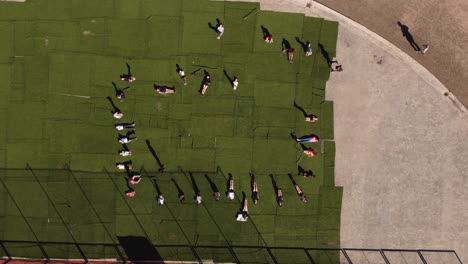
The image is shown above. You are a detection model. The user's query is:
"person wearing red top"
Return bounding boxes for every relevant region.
[283,47,294,63]
[303,149,316,157]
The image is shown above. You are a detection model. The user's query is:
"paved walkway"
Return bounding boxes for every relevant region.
[242,0,468,262]
[315,0,468,110]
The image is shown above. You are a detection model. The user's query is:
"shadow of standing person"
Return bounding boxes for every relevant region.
[397,21,421,52]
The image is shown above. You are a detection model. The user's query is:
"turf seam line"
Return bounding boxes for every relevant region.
[27,163,86,261]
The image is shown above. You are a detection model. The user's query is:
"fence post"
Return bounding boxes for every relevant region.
[379,249,391,264]
[304,249,316,264]
[417,250,428,264]
[341,249,353,264]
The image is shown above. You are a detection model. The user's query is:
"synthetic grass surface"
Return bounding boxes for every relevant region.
[0,0,341,263]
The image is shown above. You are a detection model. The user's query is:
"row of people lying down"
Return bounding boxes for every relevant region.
[112,168,309,208]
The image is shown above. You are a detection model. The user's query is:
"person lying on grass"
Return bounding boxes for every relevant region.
[154,85,176,96]
[227,175,235,200]
[252,180,259,205]
[295,184,308,203]
[236,199,249,222]
[115,121,135,131]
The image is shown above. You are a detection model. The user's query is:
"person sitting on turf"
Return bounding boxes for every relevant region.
[305,115,318,122]
[113,82,130,102]
[236,198,249,222]
[157,195,165,206]
[115,122,135,131]
[176,64,187,85]
[264,35,273,43]
[277,188,283,207]
[200,73,211,96]
[121,75,136,83]
[154,85,176,96]
[214,191,221,201]
[296,135,319,143]
[116,160,132,170]
[130,174,142,185]
[195,193,202,205]
[305,41,313,56]
[283,47,294,63]
[227,175,235,200]
[295,184,308,203]
[252,180,259,205]
[113,110,123,119]
[298,167,314,178]
[118,130,137,144]
[120,63,136,83]
[303,148,316,157]
[125,189,136,197]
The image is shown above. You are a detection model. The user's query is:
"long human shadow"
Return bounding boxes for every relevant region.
[293,101,309,117]
[112,81,130,94]
[397,21,421,51]
[205,174,219,193]
[145,140,165,172]
[318,43,333,67]
[298,165,314,178]
[117,236,162,262]
[288,173,298,186]
[269,174,278,196]
[223,70,233,85]
[260,25,271,39]
[120,62,132,78]
[295,37,308,52]
[151,178,162,196]
[282,38,291,51]
[189,172,200,197]
[106,96,120,114]
[208,18,221,32]
[171,178,185,202]
[249,172,256,200]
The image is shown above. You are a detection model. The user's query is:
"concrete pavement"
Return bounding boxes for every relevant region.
[241,0,468,262]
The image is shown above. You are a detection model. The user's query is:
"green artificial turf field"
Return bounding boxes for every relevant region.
[0,0,342,263]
